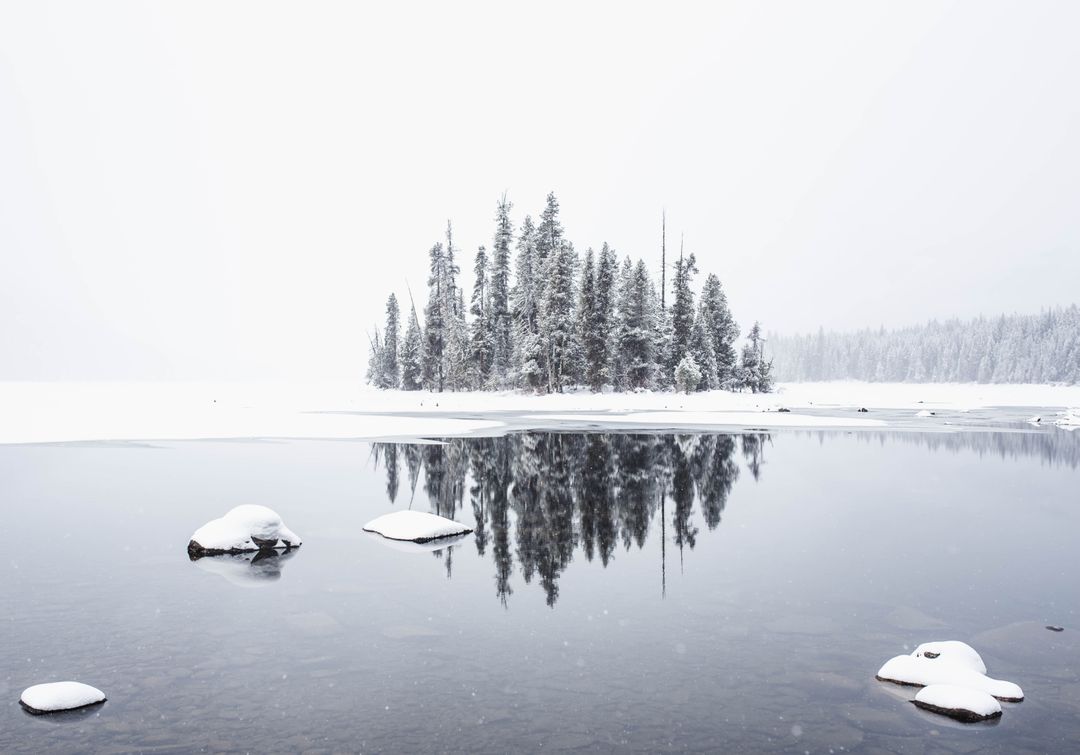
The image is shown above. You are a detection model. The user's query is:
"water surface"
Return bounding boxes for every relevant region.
[2,428,1078,753]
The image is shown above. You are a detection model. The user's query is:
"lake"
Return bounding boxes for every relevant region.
[2,428,1078,753]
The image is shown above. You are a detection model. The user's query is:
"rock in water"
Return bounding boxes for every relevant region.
[364,510,472,543]
[876,655,1023,702]
[20,682,106,715]
[913,685,1002,723]
[188,505,302,557]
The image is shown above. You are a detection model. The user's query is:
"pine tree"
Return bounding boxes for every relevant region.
[669,250,698,379]
[490,195,514,386]
[366,329,382,387]
[689,305,718,391]
[469,245,493,387]
[540,240,578,392]
[442,222,470,391]
[423,243,446,391]
[594,243,618,389]
[699,273,738,388]
[511,215,544,391]
[739,321,773,393]
[400,301,424,391]
[616,259,658,389]
[675,354,702,395]
[577,248,603,391]
[380,294,401,389]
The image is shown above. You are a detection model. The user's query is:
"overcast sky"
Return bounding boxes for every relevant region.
[2,1,1078,380]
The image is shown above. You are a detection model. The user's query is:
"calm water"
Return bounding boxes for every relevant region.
[2,429,1079,753]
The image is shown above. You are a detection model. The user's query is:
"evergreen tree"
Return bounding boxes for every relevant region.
[675,354,702,394]
[699,273,738,387]
[616,259,658,389]
[490,195,514,385]
[469,245,493,387]
[577,248,604,391]
[669,251,699,379]
[511,215,544,391]
[738,321,773,393]
[593,243,618,389]
[423,243,446,391]
[442,222,470,391]
[380,293,401,389]
[540,240,578,392]
[400,301,424,391]
[366,329,382,387]
[689,304,718,390]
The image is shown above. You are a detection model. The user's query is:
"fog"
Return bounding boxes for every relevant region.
[2,1,1078,379]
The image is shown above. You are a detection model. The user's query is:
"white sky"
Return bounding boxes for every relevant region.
[2,1,1078,380]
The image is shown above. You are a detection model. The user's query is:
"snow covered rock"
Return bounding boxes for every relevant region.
[363,510,472,543]
[20,682,106,715]
[916,409,936,417]
[876,654,1023,701]
[913,685,1002,723]
[912,641,987,674]
[187,505,301,557]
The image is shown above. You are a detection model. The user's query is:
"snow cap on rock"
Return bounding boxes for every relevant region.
[20,682,106,714]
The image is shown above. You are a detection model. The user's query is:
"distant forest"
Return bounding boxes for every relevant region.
[770,306,1080,384]
[367,193,773,394]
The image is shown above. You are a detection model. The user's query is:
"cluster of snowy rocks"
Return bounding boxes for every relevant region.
[20,505,473,714]
[876,640,1023,723]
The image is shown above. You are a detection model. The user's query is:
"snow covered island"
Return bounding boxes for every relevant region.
[187,505,302,558]
[20,682,106,715]
[364,510,472,543]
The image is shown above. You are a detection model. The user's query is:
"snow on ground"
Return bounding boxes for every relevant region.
[363,510,472,543]
[2,380,1079,444]
[188,505,301,555]
[20,682,106,714]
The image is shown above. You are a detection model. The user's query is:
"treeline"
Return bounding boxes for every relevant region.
[373,431,765,606]
[367,193,773,394]
[770,306,1080,384]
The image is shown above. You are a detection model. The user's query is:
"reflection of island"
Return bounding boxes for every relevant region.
[190,548,299,587]
[371,432,762,607]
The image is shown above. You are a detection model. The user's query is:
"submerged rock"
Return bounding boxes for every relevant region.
[913,684,1002,723]
[20,682,106,715]
[363,510,471,543]
[187,505,301,557]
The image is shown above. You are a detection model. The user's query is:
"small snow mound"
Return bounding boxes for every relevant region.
[364,510,472,543]
[876,654,1023,702]
[914,685,1001,722]
[1028,415,1042,424]
[188,505,301,557]
[912,641,987,674]
[20,682,106,714]
[916,409,936,418]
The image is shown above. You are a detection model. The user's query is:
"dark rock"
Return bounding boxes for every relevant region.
[858,407,869,413]
[1047,625,1065,632]
[912,699,1001,724]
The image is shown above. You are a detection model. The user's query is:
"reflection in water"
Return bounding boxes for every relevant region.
[373,427,1080,607]
[190,548,299,587]
[373,432,757,607]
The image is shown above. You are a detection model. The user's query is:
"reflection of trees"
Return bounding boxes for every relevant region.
[371,431,747,607]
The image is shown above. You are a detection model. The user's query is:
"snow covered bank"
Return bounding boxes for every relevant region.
[2,380,1078,444]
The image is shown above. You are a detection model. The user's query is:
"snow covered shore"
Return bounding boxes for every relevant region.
[1,380,1078,445]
